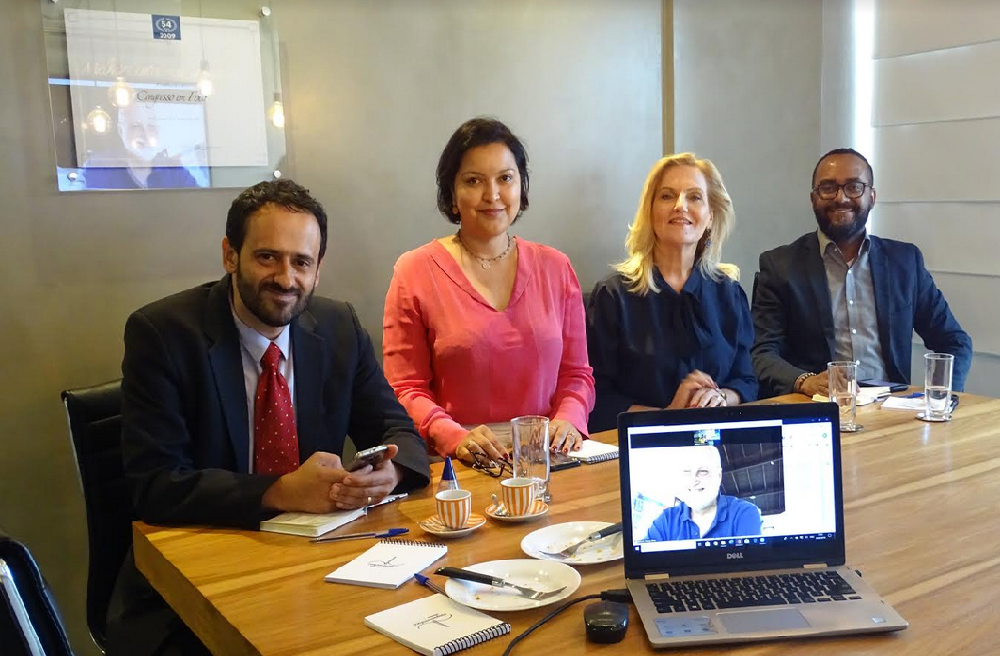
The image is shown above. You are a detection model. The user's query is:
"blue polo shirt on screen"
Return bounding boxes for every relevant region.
[646,494,762,541]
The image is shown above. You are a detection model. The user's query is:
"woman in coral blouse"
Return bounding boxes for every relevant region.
[383,117,595,461]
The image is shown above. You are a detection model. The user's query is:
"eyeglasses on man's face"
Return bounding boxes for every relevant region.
[470,451,512,478]
[813,181,870,200]
[681,467,716,480]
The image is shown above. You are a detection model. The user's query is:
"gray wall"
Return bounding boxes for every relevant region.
[673,0,825,288]
[0,1,662,653]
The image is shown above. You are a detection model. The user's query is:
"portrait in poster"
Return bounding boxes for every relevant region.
[64,8,270,190]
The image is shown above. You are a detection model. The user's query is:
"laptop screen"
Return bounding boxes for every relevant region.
[619,403,845,577]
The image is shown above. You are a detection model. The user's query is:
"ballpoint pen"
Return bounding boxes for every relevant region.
[414,573,448,595]
[311,527,408,543]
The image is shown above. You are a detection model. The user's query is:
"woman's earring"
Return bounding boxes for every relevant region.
[703,227,713,249]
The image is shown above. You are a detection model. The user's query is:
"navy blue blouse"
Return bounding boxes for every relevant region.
[586,268,758,432]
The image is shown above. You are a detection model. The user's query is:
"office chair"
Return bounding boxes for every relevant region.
[0,529,74,656]
[61,380,129,653]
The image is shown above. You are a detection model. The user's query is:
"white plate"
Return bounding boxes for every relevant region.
[443,559,580,611]
[521,521,623,565]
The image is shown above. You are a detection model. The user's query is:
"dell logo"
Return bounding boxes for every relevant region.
[727,552,744,560]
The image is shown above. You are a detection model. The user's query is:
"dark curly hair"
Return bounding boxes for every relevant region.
[226,179,328,260]
[435,117,529,224]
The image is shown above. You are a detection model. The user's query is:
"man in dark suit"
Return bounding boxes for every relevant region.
[106,179,430,655]
[752,148,972,398]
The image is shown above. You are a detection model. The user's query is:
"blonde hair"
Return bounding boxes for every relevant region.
[615,153,738,295]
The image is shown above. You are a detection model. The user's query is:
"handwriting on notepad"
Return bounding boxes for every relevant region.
[414,612,453,629]
[368,556,401,568]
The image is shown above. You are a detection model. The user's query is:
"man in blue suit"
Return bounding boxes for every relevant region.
[752,149,972,398]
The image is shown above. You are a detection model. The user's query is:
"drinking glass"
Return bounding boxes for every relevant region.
[510,415,550,503]
[828,361,862,432]
[924,353,954,420]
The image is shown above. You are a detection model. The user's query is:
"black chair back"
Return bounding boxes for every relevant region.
[0,530,74,656]
[61,380,129,652]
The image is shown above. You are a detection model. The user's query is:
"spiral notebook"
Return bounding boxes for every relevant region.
[365,594,510,656]
[568,440,619,463]
[324,539,447,589]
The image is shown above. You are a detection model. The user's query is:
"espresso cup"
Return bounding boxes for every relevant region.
[500,477,536,517]
[435,489,472,529]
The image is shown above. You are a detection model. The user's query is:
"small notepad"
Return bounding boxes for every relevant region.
[324,539,447,589]
[365,594,510,656]
[568,440,619,463]
[260,493,408,537]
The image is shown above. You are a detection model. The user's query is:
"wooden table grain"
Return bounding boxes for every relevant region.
[134,392,1000,655]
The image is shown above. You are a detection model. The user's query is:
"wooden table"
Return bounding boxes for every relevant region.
[134,393,1000,655]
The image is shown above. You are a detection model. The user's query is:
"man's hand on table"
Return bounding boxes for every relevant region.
[261,445,401,513]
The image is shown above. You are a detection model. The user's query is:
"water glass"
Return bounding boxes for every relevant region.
[828,361,862,432]
[510,415,550,503]
[924,353,954,420]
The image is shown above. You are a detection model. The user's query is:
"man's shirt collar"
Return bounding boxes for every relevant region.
[230,301,290,365]
[817,227,871,260]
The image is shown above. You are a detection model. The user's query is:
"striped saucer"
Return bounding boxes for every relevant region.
[418,512,486,538]
[485,499,549,523]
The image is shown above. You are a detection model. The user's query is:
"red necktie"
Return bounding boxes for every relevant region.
[254,342,299,475]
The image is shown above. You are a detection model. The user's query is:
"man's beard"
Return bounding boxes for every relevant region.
[815,204,870,242]
[235,267,315,328]
[681,486,719,513]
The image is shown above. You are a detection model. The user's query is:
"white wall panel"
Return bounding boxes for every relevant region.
[874,0,1000,59]
[875,203,1000,276]
[874,119,1000,202]
[873,40,1000,126]
[912,346,1000,397]
[926,271,1000,356]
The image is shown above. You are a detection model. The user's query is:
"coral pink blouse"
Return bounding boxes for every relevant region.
[382,238,595,456]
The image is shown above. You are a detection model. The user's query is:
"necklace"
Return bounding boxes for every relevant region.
[456,230,513,269]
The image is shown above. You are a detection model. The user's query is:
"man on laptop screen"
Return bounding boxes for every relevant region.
[645,445,762,542]
[618,404,905,648]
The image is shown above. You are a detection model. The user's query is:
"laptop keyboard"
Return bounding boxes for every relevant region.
[647,571,861,613]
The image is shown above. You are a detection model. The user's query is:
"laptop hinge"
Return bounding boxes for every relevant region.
[803,562,828,569]
[643,573,671,581]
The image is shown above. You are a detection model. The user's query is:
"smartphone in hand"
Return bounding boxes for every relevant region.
[346,445,389,472]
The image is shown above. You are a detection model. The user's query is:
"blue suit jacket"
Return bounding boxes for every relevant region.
[751,232,972,396]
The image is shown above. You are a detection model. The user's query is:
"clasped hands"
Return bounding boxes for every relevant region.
[261,444,402,513]
[669,370,728,409]
[455,418,583,465]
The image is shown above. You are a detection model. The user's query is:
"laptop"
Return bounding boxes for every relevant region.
[618,402,907,648]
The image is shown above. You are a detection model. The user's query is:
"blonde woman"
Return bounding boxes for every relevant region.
[586,153,757,432]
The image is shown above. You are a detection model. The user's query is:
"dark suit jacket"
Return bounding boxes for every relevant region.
[106,276,430,655]
[751,232,972,397]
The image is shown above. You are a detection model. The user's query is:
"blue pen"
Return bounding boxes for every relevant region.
[414,573,448,595]
[311,527,408,543]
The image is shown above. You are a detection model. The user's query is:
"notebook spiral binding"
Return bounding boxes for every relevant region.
[439,623,511,655]
[381,538,447,548]
[584,452,618,464]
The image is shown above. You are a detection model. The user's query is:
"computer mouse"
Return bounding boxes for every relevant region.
[584,600,629,643]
